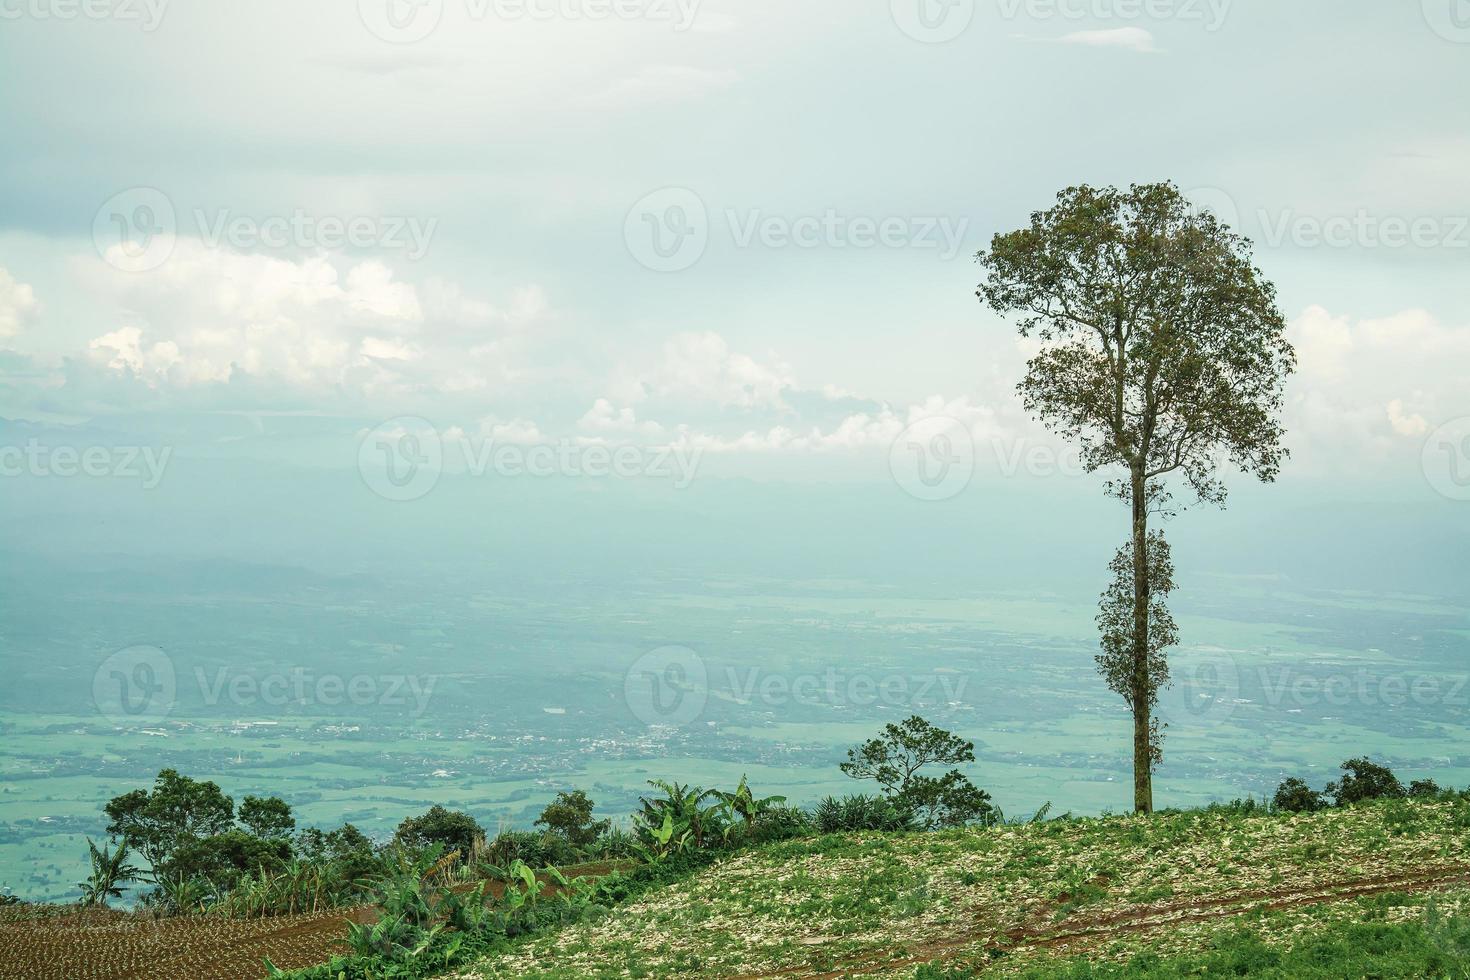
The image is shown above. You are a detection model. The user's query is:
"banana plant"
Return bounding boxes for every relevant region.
[77,836,142,907]
[637,780,726,850]
[440,880,490,933]
[499,859,544,912]
[631,808,692,861]
[716,775,787,830]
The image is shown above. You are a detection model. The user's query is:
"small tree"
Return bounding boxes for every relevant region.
[535,791,610,850]
[840,716,993,829]
[1096,531,1178,772]
[1327,758,1404,806]
[392,805,484,859]
[1272,777,1326,814]
[239,795,296,839]
[978,182,1296,813]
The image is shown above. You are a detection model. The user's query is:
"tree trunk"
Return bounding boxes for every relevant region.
[1130,465,1153,814]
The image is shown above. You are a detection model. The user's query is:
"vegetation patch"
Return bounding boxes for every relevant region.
[456,797,1470,978]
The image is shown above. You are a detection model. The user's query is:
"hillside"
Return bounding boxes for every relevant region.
[456,799,1470,978]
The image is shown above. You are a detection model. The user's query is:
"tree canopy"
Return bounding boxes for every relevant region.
[977,182,1295,511]
[104,769,236,870]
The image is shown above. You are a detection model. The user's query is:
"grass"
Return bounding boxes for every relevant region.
[924,897,1470,977]
[453,797,1470,978]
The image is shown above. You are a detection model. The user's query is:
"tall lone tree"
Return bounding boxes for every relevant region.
[977,182,1295,813]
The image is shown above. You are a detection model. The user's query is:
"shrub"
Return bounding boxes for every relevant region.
[270,846,612,980]
[1327,758,1405,806]
[145,873,214,916]
[1273,777,1327,813]
[1205,798,1265,817]
[901,771,996,829]
[746,805,814,843]
[481,829,576,870]
[579,824,640,860]
[1410,779,1443,799]
[813,794,916,834]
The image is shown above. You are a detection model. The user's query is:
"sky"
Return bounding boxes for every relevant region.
[1,0,1468,584]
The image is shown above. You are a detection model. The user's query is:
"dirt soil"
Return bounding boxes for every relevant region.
[0,862,629,980]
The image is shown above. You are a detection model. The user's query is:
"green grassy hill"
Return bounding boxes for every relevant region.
[456,799,1470,978]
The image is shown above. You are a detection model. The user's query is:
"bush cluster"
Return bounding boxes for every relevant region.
[1273,758,1455,813]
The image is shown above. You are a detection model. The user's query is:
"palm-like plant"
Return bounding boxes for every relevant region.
[716,774,787,830]
[636,780,727,850]
[77,837,142,907]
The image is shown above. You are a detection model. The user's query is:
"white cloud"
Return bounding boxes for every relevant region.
[88,326,183,378]
[1387,399,1429,437]
[343,261,422,321]
[1287,305,1470,464]
[481,417,545,445]
[0,267,39,340]
[1056,28,1158,52]
[81,243,544,396]
[617,331,794,411]
[578,398,664,438]
[665,394,1012,456]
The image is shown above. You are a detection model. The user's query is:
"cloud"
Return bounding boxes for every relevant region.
[0,267,39,340]
[482,417,545,445]
[1056,28,1158,52]
[578,398,665,439]
[78,243,546,398]
[665,394,1010,456]
[611,331,795,413]
[1386,399,1429,437]
[1286,305,1470,465]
